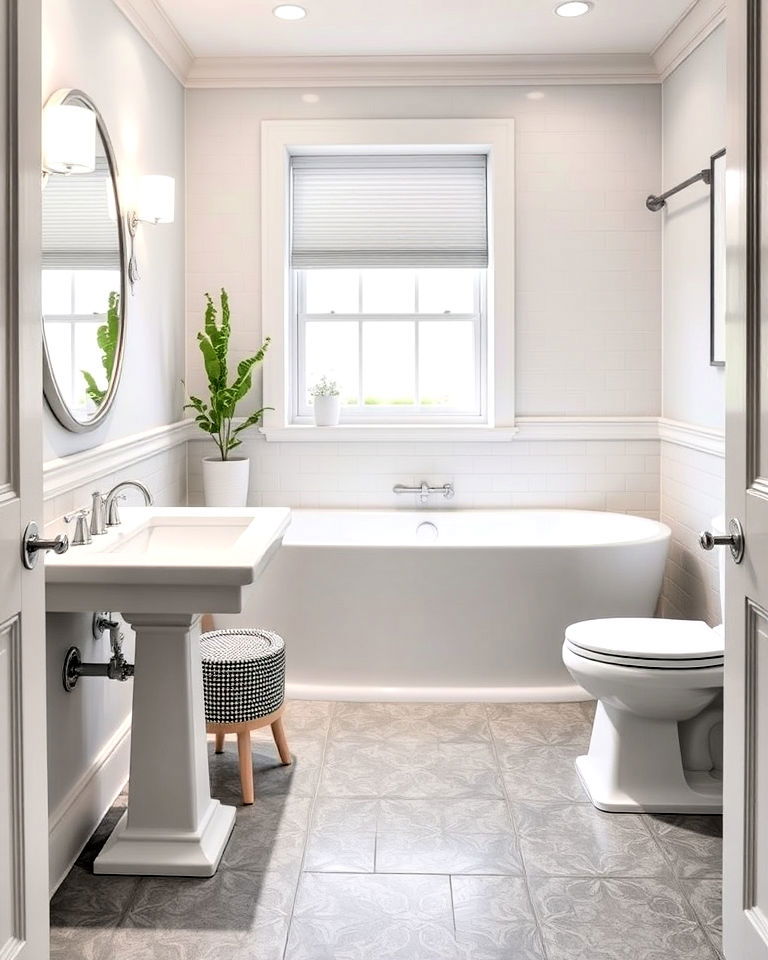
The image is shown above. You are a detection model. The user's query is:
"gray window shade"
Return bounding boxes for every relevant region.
[291,154,488,269]
[42,156,120,270]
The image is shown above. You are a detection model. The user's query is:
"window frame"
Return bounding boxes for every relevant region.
[292,268,487,423]
[260,118,515,440]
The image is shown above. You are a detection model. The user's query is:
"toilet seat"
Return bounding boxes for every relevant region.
[565,618,724,670]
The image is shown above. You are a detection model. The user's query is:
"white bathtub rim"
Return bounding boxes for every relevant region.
[285,681,593,703]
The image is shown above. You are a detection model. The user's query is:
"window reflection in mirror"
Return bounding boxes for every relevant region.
[41,91,126,432]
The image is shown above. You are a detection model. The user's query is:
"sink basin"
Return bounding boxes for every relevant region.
[44,505,291,878]
[45,507,291,613]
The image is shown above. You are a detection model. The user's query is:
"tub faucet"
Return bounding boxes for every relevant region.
[393,481,455,504]
[104,480,153,526]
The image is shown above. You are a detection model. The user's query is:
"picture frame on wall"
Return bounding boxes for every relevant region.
[710,147,726,366]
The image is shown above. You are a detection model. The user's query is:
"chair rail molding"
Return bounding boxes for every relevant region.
[43,420,195,501]
[657,417,725,457]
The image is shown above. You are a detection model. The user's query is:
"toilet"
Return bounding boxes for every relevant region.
[562,520,725,814]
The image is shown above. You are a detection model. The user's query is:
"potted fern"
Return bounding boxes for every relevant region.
[82,290,119,408]
[185,289,271,507]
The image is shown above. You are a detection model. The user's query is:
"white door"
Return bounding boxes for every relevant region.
[0,1,50,958]
[724,1,768,957]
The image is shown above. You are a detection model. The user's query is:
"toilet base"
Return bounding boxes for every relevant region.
[576,702,722,814]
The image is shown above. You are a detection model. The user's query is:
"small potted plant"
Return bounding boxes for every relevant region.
[185,289,271,507]
[311,376,341,426]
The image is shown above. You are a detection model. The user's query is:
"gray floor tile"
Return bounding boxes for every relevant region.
[285,873,460,960]
[50,927,117,960]
[304,798,378,872]
[496,743,587,802]
[209,736,324,800]
[451,876,546,960]
[376,798,522,875]
[221,796,312,872]
[529,876,718,960]
[488,702,593,747]
[682,878,723,958]
[320,740,503,798]
[645,814,723,878]
[513,801,671,877]
[50,865,138,929]
[330,702,490,743]
[249,699,334,741]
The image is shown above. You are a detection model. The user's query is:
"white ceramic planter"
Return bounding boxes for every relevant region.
[313,394,341,426]
[202,457,250,507]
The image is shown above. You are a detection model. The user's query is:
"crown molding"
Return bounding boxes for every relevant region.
[185,52,659,88]
[651,0,725,81]
[111,0,193,85]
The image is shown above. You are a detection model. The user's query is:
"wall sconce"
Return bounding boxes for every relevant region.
[42,100,96,182]
[127,174,175,291]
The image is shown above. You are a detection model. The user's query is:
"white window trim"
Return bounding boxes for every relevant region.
[260,117,515,441]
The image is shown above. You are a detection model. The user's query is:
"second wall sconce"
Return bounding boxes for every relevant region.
[127,174,175,291]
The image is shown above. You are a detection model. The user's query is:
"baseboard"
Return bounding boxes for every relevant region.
[48,717,131,896]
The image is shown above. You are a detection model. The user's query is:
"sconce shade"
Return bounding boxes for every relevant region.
[43,104,96,174]
[137,175,175,224]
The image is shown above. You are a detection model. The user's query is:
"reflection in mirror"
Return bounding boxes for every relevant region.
[42,89,126,432]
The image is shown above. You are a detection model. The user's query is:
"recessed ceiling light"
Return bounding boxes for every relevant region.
[273,4,307,19]
[554,1,593,17]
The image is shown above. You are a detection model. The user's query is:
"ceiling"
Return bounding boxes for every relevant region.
[155,0,694,60]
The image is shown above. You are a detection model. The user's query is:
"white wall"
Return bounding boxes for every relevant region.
[185,83,662,506]
[41,0,187,890]
[662,25,726,430]
[42,0,186,461]
[659,26,726,624]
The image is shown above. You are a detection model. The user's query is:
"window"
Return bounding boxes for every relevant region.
[260,118,515,439]
[290,153,488,423]
[296,268,484,419]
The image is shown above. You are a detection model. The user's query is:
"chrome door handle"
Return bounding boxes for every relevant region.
[699,517,745,564]
[22,521,69,570]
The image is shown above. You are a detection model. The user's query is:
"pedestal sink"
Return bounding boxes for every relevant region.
[45,507,291,877]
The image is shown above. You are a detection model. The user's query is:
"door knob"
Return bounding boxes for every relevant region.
[699,517,745,564]
[22,521,69,570]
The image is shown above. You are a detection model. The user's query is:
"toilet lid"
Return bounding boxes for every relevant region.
[565,618,724,664]
[564,639,724,670]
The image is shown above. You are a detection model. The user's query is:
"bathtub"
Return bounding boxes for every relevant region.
[217,509,671,702]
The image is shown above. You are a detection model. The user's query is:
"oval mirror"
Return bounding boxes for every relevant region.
[42,89,127,432]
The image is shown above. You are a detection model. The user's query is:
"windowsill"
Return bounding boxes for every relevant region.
[260,424,519,442]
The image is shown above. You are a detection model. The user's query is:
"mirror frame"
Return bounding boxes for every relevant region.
[42,88,128,433]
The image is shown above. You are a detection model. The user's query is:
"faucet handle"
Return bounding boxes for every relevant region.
[64,508,92,546]
[106,494,127,527]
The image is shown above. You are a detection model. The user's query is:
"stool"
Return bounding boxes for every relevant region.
[201,627,291,804]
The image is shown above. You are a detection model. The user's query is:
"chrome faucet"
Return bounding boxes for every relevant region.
[393,481,455,504]
[104,480,153,526]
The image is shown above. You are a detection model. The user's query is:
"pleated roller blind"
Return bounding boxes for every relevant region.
[42,156,120,270]
[291,154,488,269]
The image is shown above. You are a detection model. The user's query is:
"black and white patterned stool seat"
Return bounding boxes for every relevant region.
[200,628,286,724]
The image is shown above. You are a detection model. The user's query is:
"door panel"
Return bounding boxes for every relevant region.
[725,1,768,957]
[0,0,48,957]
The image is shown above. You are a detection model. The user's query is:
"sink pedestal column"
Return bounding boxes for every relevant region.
[93,612,235,877]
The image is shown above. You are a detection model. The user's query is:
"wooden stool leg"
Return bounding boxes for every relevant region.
[214,731,225,754]
[237,730,254,804]
[271,716,292,765]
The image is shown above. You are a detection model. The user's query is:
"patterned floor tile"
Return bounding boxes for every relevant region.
[682,878,723,958]
[488,702,593,747]
[529,876,718,960]
[320,740,503,798]
[451,876,546,960]
[513,801,670,877]
[304,798,378,872]
[329,702,490,743]
[285,873,460,960]
[645,814,723,878]
[496,743,587,802]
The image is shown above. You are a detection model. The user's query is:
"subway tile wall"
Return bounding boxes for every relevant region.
[43,444,188,528]
[188,435,660,516]
[659,442,725,625]
[185,84,662,416]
